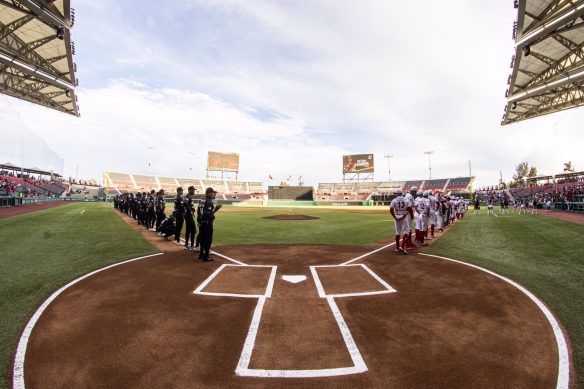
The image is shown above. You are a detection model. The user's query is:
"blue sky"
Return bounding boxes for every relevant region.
[2,0,583,186]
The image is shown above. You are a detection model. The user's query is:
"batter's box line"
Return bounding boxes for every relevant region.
[310,264,397,298]
[235,296,367,378]
[193,264,277,299]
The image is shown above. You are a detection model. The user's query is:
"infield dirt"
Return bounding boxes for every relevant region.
[19,209,564,388]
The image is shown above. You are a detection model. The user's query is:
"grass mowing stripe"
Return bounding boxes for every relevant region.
[213,209,394,246]
[0,203,157,389]
[426,211,584,389]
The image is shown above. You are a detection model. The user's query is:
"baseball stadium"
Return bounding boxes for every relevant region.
[1,1,584,389]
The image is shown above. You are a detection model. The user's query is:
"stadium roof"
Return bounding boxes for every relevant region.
[502,0,584,125]
[0,0,79,116]
[1,161,62,176]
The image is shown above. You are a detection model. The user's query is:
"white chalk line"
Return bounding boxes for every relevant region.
[189,235,400,378]
[178,236,247,266]
[13,252,164,389]
[236,268,371,377]
[340,242,396,266]
[310,264,396,298]
[80,209,85,214]
[420,253,570,389]
[193,264,276,298]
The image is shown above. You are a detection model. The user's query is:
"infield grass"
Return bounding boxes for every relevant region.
[426,208,584,388]
[3,202,584,388]
[213,207,394,245]
[0,202,157,389]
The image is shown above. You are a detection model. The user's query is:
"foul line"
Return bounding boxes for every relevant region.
[420,253,570,389]
[13,252,164,389]
[179,237,247,266]
[340,242,396,266]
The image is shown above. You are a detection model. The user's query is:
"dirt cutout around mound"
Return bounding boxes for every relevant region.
[19,208,566,388]
[263,214,320,220]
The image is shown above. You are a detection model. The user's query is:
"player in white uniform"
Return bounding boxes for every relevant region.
[428,191,438,238]
[404,187,417,249]
[422,191,432,240]
[389,188,413,255]
[414,191,430,245]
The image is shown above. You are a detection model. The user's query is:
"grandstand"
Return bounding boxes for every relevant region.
[103,171,266,201]
[315,177,474,204]
[1,162,66,197]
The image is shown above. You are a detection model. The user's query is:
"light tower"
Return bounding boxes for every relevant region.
[384,154,394,182]
[424,151,434,180]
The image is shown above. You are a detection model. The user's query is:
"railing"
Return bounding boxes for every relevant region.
[0,196,22,207]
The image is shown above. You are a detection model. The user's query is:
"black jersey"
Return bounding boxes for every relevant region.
[156,195,165,212]
[184,194,195,216]
[174,194,185,217]
[197,198,216,224]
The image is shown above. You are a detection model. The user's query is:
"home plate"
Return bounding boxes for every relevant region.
[282,275,307,284]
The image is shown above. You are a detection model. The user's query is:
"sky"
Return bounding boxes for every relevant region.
[1,0,583,187]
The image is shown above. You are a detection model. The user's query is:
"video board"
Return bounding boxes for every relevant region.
[343,154,374,173]
[207,152,240,171]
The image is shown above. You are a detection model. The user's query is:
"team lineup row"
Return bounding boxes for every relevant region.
[113,186,222,261]
[390,187,467,254]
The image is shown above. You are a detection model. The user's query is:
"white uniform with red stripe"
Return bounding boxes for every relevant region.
[415,197,430,231]
[429,194,438,226]
[404,192,415,233]
[390,195,410,236]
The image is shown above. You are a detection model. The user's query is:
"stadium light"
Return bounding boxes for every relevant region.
[384,155,394,182]
[424,151,434,180]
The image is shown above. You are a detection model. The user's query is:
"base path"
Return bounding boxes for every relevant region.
[17,237,568,388]
[0,201,66,219]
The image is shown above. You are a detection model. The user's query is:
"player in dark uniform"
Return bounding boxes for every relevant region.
[147,190,156,230]
[173,187,185,245]
[473,192,481,215]
[501,194,509,215]
[131,193,138,220]
[197,187,222,261]
[183,186,197,250]
[155,189,166,233]
[135,192,143,225]
[141,192,148,228]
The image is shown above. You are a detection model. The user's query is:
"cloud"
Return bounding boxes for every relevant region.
[3,0,584,187]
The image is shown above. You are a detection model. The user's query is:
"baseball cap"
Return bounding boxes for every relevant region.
[188,185,195,191]
[410,186,418,192]
[394,188,403,194]
[206,187,218,194]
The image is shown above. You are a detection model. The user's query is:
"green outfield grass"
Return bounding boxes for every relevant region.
[0,203,157,389]
[212,207,393,245]
[2,202,584,388]
[426,209,584,388]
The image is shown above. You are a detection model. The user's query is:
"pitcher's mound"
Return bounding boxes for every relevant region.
[262,215,320,220]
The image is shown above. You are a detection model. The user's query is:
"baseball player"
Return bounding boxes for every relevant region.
[183,186,197,250]
[389,188,413,254]
[428,190,438,238]
[173,187,185,245]
[414,191,429,245]
[404,187,417,249]
[197,187,223,261]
